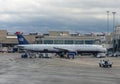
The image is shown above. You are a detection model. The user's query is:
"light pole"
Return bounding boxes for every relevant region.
[112,12,116,33]
[112,12,116,53]
[107,11,109,34]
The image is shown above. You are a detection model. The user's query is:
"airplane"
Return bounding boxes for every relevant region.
[16,33,107,58]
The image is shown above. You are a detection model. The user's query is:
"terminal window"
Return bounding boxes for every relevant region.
[85,40,95,44]
[75,40,84,44]
[54,40,63,44]
[64,40,73,44]
[44,40,53,44]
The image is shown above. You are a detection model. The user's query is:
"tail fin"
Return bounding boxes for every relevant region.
[16,33,29,44]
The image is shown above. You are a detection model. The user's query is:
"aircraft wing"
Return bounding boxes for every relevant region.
[53,47,74,52]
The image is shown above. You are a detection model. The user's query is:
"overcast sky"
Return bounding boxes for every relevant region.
[0,0,120,33]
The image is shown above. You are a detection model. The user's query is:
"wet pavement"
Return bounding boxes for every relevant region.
[0,53,120,84]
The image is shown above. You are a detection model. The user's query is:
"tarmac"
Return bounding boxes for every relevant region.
[0,53,120,84]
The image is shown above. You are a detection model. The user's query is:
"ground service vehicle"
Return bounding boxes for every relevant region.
[99,59,112,68]
[97,53,106,58]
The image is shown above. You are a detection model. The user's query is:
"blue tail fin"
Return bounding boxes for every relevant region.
[16,34,29,44]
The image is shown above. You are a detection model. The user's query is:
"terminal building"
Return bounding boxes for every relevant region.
[113,25,120,52]
[0,30,111,52]
[35,31,105,45]
[0,30,36,52]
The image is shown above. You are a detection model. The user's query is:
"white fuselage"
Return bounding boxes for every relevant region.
[18,44,106,53]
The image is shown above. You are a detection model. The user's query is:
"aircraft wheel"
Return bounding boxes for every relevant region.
[21,55,23,58]
[109,65,112,68]
[99,64,101,67]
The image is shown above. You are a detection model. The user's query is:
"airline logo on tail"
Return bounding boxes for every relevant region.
[16,32,29,45]
[19,38,24,42]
